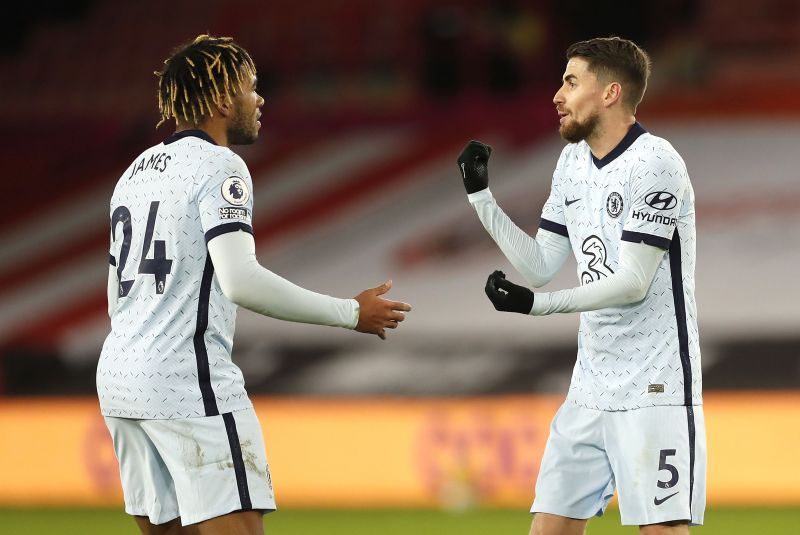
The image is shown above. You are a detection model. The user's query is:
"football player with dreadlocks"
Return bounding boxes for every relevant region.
[99,35,411,534]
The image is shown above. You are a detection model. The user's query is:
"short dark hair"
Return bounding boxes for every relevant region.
[155,34,256,128]
[566,37,651,112]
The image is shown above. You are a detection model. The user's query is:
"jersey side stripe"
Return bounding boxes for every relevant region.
[193,256,219,416]
[222,412,253,511]
[204,222,254,244]
[539,218,569,238]
[668,229,692,405]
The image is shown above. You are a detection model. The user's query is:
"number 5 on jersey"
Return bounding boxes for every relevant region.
[111,201,174,296]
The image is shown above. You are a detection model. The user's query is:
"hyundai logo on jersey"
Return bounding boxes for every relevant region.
[645,191,677,210]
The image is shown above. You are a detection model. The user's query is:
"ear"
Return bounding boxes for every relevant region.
[603,82,623,108]
[216,97,233,118]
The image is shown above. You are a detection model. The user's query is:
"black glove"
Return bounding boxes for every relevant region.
[485,270,534,314]
[457,140,492,194]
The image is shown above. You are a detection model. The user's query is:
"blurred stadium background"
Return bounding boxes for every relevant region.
[1,0,799,533]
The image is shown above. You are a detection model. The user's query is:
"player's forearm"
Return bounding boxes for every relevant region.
[230,260,359,328]
[468,189,569,287]
[531,241,664,315]
[208,231,359,328]
[531,270,646,314]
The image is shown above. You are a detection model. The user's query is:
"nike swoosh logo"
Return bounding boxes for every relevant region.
[460,162,466,179]
[653,492,679,506]
[565,198,581,206]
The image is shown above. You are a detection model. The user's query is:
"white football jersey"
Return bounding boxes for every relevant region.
[98,130,255,419]
[541,123,701,410]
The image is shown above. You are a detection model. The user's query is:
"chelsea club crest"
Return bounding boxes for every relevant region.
[606,192,623,218]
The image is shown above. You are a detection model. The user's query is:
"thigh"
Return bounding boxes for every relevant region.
[531,402,615,521]
[104,416,180,525]
[529,512,587,535]
[195,510,264,535]
[605,405,706,527]
[134,516,185,535]
[142,408,276,527]
[639,520,689,534]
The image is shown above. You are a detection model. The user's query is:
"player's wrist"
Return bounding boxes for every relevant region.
[347,298,360,330]
[467,188,493,204]
[528,292,549,316]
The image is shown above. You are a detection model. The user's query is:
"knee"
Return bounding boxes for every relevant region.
[639,520,689,535]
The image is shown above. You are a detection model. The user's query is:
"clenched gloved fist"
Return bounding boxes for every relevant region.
[457,140,492,194]
[485,270,534,314]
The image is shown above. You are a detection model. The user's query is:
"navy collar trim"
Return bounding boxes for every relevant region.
[591,122,646,169]
[164,129,218,146]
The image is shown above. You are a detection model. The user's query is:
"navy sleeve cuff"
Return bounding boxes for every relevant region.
[204,222,254,244]
[621,230,671,250]
[539,218,569,238]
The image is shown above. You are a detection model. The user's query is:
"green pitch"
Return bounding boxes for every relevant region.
[0,507,798,534]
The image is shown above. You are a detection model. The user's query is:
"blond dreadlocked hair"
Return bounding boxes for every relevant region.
[155,34,256,128]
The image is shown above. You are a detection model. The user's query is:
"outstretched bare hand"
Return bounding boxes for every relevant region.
[353,280,412,340]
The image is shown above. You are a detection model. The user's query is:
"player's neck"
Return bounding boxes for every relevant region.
[586,116,636,160]
[175,121,228,147]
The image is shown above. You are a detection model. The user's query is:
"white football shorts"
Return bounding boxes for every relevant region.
[104,407,276,526]
[531,401,706,526]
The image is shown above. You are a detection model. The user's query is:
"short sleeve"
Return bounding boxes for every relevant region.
[621,148,688,250]
[539,149,569,238]
[195,151,255,244]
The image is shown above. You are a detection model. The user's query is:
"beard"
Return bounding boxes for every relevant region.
[559,111,600,143]
[226,104,258,145]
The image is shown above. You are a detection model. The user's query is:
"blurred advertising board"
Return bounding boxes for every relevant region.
[0,393,797,507]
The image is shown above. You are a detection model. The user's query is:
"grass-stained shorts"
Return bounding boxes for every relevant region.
[104,407,275,526]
